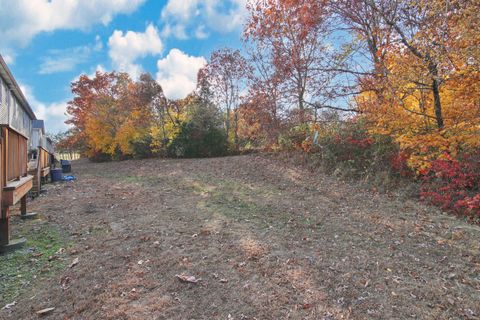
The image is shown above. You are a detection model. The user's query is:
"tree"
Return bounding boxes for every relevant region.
[197,48,251,148]
[242,29,287,145]
[353,0,480,169]
[244,0,338,123]
[67,72,160,159]
[168,95,228,158]
[67,71,118,149]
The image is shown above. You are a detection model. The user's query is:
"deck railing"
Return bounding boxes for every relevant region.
[3,128,28,182]
[39,147,50,169]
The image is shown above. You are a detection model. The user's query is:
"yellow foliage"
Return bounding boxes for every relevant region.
[358,50,480,171]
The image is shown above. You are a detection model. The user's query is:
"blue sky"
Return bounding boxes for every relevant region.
[0,0,246,133]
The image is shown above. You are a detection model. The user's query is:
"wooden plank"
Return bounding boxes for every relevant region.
[41,166,50,177]
[4,129,28,181]
[0,208,10,246]
[3,175,33,206]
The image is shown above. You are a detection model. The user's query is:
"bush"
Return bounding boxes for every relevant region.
[312,121,411,180]
[88,150,112,162]
[420,151,480,221]
[295,118,478,223]
[130,135,154,159]
[277,124,311,151]
[168,102,228,158]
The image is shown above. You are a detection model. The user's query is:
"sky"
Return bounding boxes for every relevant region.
[0,0,247,133]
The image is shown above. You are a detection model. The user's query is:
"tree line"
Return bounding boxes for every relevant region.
[59,0,479,219]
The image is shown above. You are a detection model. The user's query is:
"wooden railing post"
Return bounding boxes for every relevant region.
[0,206,10,246]
[20,195,27,216]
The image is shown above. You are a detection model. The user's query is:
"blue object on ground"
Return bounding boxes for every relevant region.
[62,175,76,181]
[51,168,63,182]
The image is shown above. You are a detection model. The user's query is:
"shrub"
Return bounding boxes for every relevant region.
[88,150,112,162]
[130,135,154,159]
[312,121,411,180]
[420,151,480,221]
[278,124,311,151]
[168,102,228,158]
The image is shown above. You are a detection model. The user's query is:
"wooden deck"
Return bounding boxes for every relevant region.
[3,175,33,206]
[40,166,50,178]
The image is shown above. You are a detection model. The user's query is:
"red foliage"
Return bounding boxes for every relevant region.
[390,151,412,177]
[345,136,374,148]
[420,152,480,220]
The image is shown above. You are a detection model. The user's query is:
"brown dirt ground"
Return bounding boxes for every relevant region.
[1,154,479,320]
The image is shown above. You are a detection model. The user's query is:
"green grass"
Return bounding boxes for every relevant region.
[186,176,299,230]
[188,175,328,232]
[0,220,71,304]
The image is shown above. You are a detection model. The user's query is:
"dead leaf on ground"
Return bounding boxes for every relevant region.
[69,257,79,268]
[36,307,55,315]
[60,276,72,290]
[175,274,201,284]
[2,301,16,310]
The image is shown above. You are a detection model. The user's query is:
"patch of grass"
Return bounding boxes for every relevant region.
[120,175,177,188]
[188,177,296,229]
[0,220,71,304]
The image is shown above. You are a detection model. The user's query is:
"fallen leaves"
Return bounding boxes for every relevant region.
[60,276,72,290]
[36,307,55,315]
[302,303,312,310]
[69,257,79,268]
[175,274,201,284]
[1,301,16,310]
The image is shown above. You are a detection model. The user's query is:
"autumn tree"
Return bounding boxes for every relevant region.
[351,0,480,169]
[53,130,85,158]
[67,72,167,159]
[168,94,228,158]
[244,0,342,123]
[241,26,287,145]
[67,71,118,147]
[197,48,251,148]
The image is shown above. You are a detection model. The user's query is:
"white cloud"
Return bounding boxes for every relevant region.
[38,36,104,75]
[3,53,14,65]
[195,26,209,39]
[161,0,200,21]
[0,0,145,49]
[161,24,188,40]
[19,84,69,133]
[39,46,91,75]
[94,35,103,51]
[204,0,248,33]
[160,0,247,40]
[87,64,107,79]
[156,49,206,99]
[108,24,163,78]
[70,64,107,85]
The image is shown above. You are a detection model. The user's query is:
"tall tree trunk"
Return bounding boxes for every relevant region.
[431,78,444,129]
[234,110,239,149]
[298,87,305,124]
[225,108,231,138]
[429,63,444,129]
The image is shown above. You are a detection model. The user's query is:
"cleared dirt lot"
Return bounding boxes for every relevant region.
[1,155,479,319]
